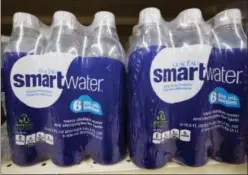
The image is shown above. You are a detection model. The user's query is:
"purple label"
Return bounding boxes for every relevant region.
[3,52,126,166]
[128,46,247,168]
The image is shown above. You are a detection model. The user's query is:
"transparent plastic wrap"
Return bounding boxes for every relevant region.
[128,7,247,169]
[3,11,126,166]
[207,8,247,164]
[1,35,10,119]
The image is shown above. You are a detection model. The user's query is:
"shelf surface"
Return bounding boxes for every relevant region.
[1,144,247,175]
[2,156,247,174]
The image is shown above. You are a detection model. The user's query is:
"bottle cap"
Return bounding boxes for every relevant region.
[93,11,116,28]
[52,11,78,29]
[13,12,40,29]
[214,9,242,27]
[177,8,203,27]
[138,7,162,25]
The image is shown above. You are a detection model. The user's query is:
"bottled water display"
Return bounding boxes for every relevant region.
[3,11,126,166]
[2,7,247,169]
[128,7,247,168]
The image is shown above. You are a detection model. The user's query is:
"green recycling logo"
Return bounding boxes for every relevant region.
[156,111,167,121]
[153,111,168,129]
[18,114,30,124]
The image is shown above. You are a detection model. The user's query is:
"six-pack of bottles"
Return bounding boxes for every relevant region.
[2,7,248,169]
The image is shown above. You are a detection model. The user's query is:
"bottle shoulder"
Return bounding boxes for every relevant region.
[4,35,45,54]
[45,33,82,55]
[86,35,125,62]
[212,26,247,48]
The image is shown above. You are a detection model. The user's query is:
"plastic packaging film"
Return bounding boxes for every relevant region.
[128,7,247,168]
[3,11,126,166]
[1,35,9,120]
[2,7,248,169]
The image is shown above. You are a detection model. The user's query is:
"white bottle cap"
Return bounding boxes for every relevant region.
[52,11,78,29]
[13,12,40,29]
[214,9,242,28]
[177,8,202,27]
[138,7,162,25]
[93,11,116,28]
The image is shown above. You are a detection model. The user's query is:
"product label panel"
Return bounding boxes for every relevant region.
[128,45,247,168]
[3,52,125,165]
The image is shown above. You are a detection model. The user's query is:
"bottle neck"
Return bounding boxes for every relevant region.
[138,23,167,47]
[174,24,209,46]
[213,23,247,48]
[11,27,40,40]
[214,23,244,33]
[6,27,44,54]
[46,25,81,54]
[140,23,163,33]
[92,25,119,40]
[50,25,79,39]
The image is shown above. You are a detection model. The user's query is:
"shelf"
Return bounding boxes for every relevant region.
[2,156,247,174]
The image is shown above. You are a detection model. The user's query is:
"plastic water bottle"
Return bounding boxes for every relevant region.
[3,10,126,167]
[83,11,126,164]
[169,8,213,167]
[213,9,247,48]
[136,7,168,50]
[86,11,125,63]
[129,25,140,53]
[1,36,9,120]
[210,9,247,164]
[45,11,81,55]
[3,12,47,166]
[44,11,84,166]
[172,8,209,47]
[5,12,44,54]
[128,8,173,169]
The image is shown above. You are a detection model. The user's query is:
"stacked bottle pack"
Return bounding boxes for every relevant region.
[128,8,247,168]
[3,7,247,169]
[3,11,126,166]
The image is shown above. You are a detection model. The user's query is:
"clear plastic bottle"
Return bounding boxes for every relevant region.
[83,11,126,165]
[44,11,83,166]
[3,12,47,166]
[130,25,140,51]
[169,8,212,167]
[86,11,125,64]
[210,8,247,164]
[128,8,173,169]
[5,12,45,54]
[45,11,81,55]
[213,9,247,49]
[136,7,168,50]
[172,8,209,47]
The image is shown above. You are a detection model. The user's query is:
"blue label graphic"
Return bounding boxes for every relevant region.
[70,95,103,115]
[128,46,247,169]
[3,52,125,166]
[209,87,240,108]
